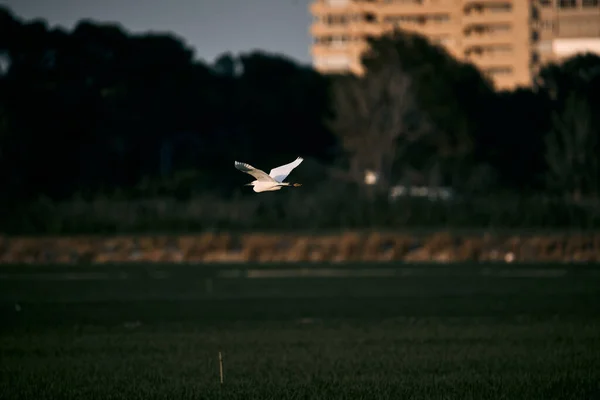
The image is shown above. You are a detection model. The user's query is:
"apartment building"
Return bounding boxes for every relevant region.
[309,0,600,90]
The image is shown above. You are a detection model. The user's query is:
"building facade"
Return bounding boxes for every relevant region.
[309,0,600,90]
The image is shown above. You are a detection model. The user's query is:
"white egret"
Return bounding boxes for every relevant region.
[234,157,304,192]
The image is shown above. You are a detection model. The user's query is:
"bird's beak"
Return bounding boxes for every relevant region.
[293,183,302,187]
[244,183,253,186]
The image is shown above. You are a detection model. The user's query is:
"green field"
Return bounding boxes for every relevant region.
[1,262,599,400]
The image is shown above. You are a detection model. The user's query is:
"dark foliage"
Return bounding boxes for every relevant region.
[0,6,599,233]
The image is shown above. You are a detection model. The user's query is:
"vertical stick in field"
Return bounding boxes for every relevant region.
[218,351,224,384]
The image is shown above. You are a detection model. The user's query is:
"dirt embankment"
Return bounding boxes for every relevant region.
[1,232,598,264]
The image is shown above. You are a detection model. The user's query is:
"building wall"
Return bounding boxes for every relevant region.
[309,0,600,90]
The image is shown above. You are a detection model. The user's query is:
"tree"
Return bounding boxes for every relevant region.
[327,58,419,190]
[536,53,600,134]
[213,52,239,77]
[357,30,496,191]
[476,88,550,192]
[0,7,342,202]
[545,93,599,201]
[235,51,337,166]
[535,53,600,200]
[536,53,600,103]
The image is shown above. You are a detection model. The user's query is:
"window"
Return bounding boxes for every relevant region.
[384,13,449,25]
[466,24,511,35]
[314,35,351,46]
[489,45,512,54]
[331,35,350,47]
[431,14,451,23]
[465,45,512,57]
[538,20,555,31]
[487,3,512,12]
[324,14,349,25]
[364,13,376,23]
[558,0,577,8]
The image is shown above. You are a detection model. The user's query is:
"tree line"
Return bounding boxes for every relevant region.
[0,6,598,233]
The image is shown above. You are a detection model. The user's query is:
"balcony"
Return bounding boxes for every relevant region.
[555,7,600,18]
[482,66,514,84]
[354,1,380,15]
[380,15,457,36]
[556,13,600,37]
[312,49,363,75]
[462,31,514,47]
[324,0,351,5]
[537,3,600,23]
[310,1,356,15]
[462,11,514,25]
[378,3,455,15]
[412,22,458,36]
[466,53,517,68]
[311,40,367,56]
[463,0,514,4]
[357,22,384,36]
[311,46,351,60]
[557,23,600,38]
[310,22,353,36]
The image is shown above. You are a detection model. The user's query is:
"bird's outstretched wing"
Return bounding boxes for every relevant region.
[269,157,303,183]
[234,161,274,182]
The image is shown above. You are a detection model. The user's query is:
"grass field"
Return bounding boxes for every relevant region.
[1,262,600,400]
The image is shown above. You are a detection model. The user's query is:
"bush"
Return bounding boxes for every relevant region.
[1,185,598,235]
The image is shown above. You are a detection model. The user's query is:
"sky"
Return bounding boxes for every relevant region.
[0,0,314,66]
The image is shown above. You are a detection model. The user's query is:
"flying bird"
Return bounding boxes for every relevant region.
[235,157,304,192]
